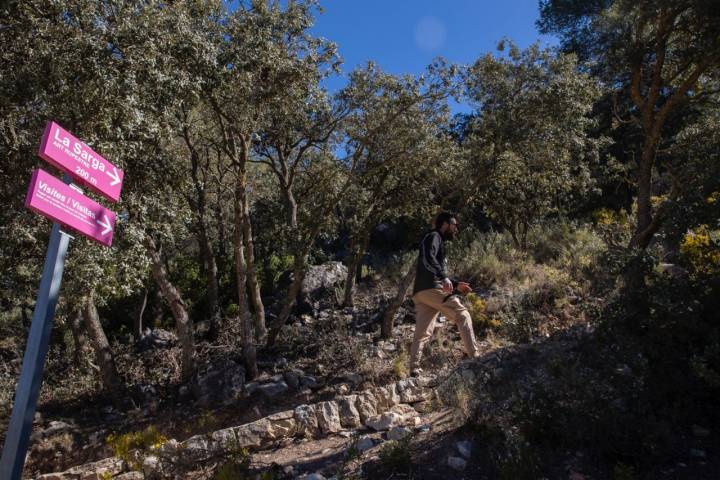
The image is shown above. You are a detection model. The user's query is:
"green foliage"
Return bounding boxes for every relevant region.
[257,254,294,292]
[613,463,638,480]
[377,436,414,477]
[446,228,526,288]
[214,445,251,480]
[462,42,606,248]
[493,431,542,480]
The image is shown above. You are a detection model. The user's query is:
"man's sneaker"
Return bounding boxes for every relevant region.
[410,368,424,378]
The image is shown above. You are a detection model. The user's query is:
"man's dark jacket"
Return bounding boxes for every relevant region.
[413,230,449,294]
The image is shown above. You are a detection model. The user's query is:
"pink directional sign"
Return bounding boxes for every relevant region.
[25,169,116,247]
[38,121,124,202]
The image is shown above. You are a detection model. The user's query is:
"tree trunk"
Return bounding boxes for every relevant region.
[343,231,371,307]
[182,118,219,320]
[243,193,266,341]
[82,291,121,391]
[144,235,196,381]
[630,137,657,248]
[70,309,89,367]
[281,185,298,230]
[134,289,147,341]
[381,268,416,339]
[150,288,164,329]
[198,225,220,321]
[234,180,258,379]
[266,253,308,347]
[216,198,227,262]
[508,225,521,250]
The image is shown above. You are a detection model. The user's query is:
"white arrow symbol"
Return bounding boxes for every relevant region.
[105,167,121,186]
[97,215,113,236]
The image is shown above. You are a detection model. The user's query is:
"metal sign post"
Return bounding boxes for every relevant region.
[0,222,72,480]
[1,120,124,479]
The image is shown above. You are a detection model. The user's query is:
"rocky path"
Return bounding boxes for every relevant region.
[34,371,456,479]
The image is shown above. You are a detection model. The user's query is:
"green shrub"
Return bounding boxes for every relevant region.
[377,436,414,476]
[493,432,542,480]
[447,228,529,288]
[214,444,253,480]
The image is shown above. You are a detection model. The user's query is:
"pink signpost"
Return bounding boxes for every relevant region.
[25,169,116,247]
[39,121,124,202]
[1,122,124,480]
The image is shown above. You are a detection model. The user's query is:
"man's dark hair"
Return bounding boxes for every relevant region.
[435,212,457,230]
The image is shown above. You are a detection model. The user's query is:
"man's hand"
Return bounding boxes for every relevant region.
[457,282,472,294]
[441,278,453,293]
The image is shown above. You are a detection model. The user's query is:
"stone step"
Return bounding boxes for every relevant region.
[35,375,437,479]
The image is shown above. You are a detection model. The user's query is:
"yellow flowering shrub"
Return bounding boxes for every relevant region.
[706,191,720,205]
[592,208,632,245]
[650,194,667,207]
[592,208,628,226]
[680,225,720,276]
[106,425,167,470]
[466,293,502,330]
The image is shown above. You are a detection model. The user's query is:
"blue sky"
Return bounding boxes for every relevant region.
[311,0,557,104]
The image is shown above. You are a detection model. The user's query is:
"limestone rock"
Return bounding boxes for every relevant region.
[301,261,347,297]
[180,434,212,462]
[115,473,144,480]
[315,401,341,434]
[395,378,425,403]
[390,403,419,421]
[448,455,467,471]
[137,328,177,350]
[234,415,293,449]
[355,392,378,424]
[372,384,400,412]
[301,474,326,480]
[208,427,239,453]
[294,404,320,438]
[258,381,289,399]
[355,435,375,452]
[266,410,297,439]
[192,359,245,406]
[39,457,126,479]
[142,455,159,478]
[338,395,362,428]
[284,370,302,390]
[30,420,74,442]
[366,412,403,431]
[456,440,472,459]
[300,375,320,389]
[387,426,412,441]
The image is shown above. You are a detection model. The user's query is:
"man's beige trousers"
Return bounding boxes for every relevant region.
[409,288,480,369]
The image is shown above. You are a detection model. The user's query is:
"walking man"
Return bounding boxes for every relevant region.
[409,212,480,376]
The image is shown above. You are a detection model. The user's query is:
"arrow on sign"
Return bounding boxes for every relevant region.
[106,167,121,186]
[96,215,113,236]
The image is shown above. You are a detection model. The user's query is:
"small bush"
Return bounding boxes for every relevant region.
[466,293,501,331]
[680,225,720,276]
[392,348,409,379]
[377,436,414,476]
[214,445,251,480]
[106,425,167,470]
[493,431,542,480]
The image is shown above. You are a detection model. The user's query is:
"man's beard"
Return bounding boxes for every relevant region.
[441,230,457,241]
